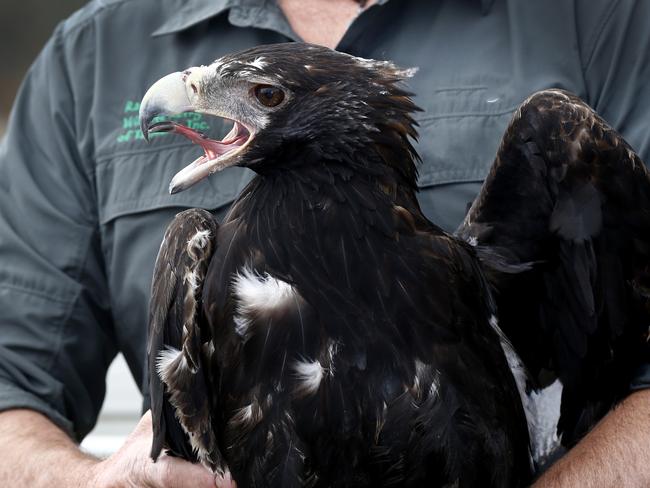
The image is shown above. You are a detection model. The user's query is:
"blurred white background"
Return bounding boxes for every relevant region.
[80,354,142,457]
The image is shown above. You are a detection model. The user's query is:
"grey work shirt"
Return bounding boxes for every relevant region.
[1,0,649,440]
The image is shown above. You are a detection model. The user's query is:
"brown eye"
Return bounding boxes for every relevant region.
[253,84,285,107]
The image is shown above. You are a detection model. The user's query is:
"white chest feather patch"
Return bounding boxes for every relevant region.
[232,267,297,315]
[232,267,299,341]
[293,359,324,395]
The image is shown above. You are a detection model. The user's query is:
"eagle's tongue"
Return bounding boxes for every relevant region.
[147,119,252,194]
[158,121,249,162]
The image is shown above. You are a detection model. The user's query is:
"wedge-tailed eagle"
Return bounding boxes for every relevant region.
[139,43,650,488]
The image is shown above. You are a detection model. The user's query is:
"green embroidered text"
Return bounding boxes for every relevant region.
[116,100,210,143]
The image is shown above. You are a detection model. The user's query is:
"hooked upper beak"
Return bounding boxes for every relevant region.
[139,71,194,141]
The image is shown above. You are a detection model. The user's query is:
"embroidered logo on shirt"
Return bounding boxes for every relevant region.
[116,100,210,143]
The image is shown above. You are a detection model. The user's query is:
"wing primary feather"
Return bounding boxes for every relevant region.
[457,89,650,445]
[147,208,223,469]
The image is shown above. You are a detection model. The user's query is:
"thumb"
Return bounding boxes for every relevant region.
[137,410,237,487]
[133,410,153,436]
[153,455,217,488]
[215,470,237,488]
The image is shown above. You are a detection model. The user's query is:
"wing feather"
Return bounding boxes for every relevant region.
[457,89,650,445]
[148,208,223,469]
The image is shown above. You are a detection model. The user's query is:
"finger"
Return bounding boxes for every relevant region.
[153,455,217,488]
[127,410,153,442]
[215,470,237,488]
[136,410,153,430]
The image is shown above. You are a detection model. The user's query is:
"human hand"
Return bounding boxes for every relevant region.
[92,410,235,488]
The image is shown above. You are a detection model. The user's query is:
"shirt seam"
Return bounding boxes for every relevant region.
[418,105,517,123]
[44,287,84,374]
[48,32,97,202]
[432,85,488,93]
[40,9,101,217]
[93,141,195,167]
[0,281,82,411]
[0,282,74,305]
[102,193,230,209]
[582,0,621,74]
[100,196,232,224]
[56,0,133,39]
[18,127,97,228]
[44,229,114,429]
[0,379,75,438]
[571,0,589,102]
[419,168,487,183]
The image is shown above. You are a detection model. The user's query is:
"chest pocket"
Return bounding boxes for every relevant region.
[410,78,518,230]
[414,81,518,187]
[96,142,252,225]
[96,113,254,226]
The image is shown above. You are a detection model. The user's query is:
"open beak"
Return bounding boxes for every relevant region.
[139,70,254,194]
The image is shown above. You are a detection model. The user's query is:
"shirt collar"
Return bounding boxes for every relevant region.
[481,0,495,15]
[152,0,233,37]
[152,0,495,37]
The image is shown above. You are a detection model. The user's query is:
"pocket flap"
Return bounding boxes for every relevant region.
[96,144,254,224]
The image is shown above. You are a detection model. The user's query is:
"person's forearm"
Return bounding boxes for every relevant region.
[0,408,233,488]
[0,409,100,487]
[533,389,650,487]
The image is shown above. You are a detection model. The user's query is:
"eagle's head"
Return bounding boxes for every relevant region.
[140,43,419,194]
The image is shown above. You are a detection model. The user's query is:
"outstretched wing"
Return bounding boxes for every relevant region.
[148,208,222,469]
[456,90,650,446]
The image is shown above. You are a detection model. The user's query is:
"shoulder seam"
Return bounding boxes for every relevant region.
[57,0,133,38]
[582,0,621,73]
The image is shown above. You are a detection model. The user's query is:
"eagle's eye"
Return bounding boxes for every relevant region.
[253,84,285,108]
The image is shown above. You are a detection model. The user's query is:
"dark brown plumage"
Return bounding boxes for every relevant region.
[457,89,650,448]
[140,44,650,487]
